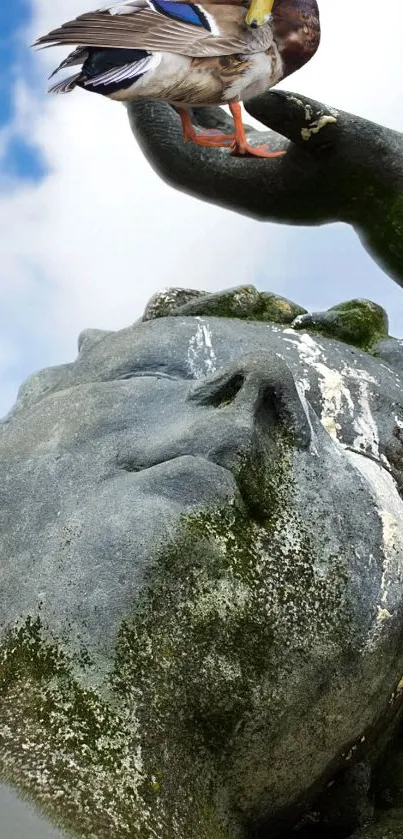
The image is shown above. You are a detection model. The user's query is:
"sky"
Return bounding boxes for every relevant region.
[1,0,403,419]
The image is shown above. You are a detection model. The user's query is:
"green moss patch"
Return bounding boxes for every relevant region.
[143,286,306,325]
[1,450,351,839]
[293,299,389,351]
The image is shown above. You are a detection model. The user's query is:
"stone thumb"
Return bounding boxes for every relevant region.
[244,90,339,152]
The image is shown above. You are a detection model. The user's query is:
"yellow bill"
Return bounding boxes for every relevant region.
[245,0,275,27]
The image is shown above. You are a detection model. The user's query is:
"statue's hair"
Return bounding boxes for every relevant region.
[142,285,390,354]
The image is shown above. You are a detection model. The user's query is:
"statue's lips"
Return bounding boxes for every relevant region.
[120,452,232,474]
[117,444,396,513]
[117,449,281,521]
[117,452,242,511]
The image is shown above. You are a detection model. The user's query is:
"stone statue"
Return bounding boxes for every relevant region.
[127,92,403,287]
[1,286,403,839]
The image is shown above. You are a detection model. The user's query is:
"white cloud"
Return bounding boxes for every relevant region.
[1,0,403,417]
[281,0,403,130]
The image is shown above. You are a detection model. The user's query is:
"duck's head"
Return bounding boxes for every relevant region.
[246,0,320,77]
[245,0,275,27]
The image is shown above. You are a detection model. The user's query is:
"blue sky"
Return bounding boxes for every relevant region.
[0,0,46,179]
[0,0,403,423]
[0,1,27,121]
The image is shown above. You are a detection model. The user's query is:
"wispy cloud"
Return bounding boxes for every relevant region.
[1,0,402,418]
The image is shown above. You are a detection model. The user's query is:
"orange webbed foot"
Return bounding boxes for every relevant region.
[186,130,236,148]
[178,107,235,148]
[229,100,286,159]
[230,142,286,158]
[178,104,286,157]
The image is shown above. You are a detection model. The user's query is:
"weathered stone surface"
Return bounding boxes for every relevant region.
[1,289,403,839]
[144,285,307,324]
[289,761,373,837]
[143,286,207,321]
[292,299,389,351]
[352,809,403,839]
[373,336,403,376]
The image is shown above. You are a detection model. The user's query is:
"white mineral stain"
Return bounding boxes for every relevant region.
[187,317,217,379]
[283,332,382,456]
[284,94,305,109]
[342,366,379,457]
[295,381,319,456]
[380,510,400,556]
[284,330,403,617]
[283,332,353,441]
[345,451,403,614]
[377,606,393,621]
[300,115,337,141]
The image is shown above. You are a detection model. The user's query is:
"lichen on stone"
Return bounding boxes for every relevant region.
[142,286,306,326]
[141,286,393,355]
[143,287,207,321]
[292,299,389,351]
[0,432,350,839]
[0,616,151,838]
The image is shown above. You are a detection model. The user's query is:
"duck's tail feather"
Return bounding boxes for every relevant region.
[48,49,160,97]
[49,47,89,79]
[48,72,82,94]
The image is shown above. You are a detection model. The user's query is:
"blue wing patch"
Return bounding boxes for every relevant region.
[149,0,212,30]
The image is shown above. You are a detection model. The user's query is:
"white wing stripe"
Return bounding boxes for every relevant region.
[195,4,220,36]
[85,53,161,87]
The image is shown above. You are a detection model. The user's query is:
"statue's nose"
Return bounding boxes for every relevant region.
[187,352,312,519]
[187,351,311,450]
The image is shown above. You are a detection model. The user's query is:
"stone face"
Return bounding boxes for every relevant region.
[1,290,403,839]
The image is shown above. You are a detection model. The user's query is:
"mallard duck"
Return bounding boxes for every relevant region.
[34,0,320,158]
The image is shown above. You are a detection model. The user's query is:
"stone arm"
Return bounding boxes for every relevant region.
[127,92,403,287]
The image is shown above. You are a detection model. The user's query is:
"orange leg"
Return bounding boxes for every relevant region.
[229,101,286,159]
[178,107,235,148]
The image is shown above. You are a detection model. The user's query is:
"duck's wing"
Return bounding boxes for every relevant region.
[34,0,274,58]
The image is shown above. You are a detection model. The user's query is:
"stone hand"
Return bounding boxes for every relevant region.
[127,93,403,287]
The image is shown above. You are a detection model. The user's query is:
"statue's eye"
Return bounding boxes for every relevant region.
[208,374,245,408]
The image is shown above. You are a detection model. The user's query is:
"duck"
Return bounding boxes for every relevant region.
[34,0,320,158]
